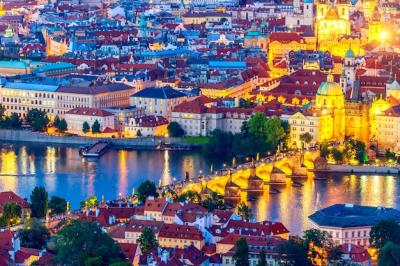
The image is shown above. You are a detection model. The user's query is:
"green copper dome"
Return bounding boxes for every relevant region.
[317,75,344,96]
[345,49,355,58]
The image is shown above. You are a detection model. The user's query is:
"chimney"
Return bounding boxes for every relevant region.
[95,207,100,217]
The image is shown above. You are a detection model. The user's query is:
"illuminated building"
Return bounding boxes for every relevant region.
[309,204,400,247]
[375,106,400,153]
[386,78,400,100]
[344,101,370,144]
[363,0,378,20]
[243,22,268,52]
[315,1,350,43]
[130,86,191,119]
[368,7,383,42]
[286,74,346,147]
[369,96,391,139]
[268,32,316,75]
[315,74,346,141]
[0,2,5,16]
[124,115,168,137]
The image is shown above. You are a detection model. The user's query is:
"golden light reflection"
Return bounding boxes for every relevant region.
[118,150,128,196]
[161,150,171,186]
[0,148,18,191]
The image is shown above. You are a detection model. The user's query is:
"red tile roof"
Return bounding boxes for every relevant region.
[340,244,371,263]
[0,191,29,212]
[159,224,204,241]
[269,32,304,43]
[65,107,114,117]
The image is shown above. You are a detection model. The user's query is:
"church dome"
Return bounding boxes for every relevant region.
[345,49,355,58]
[317,74,344,96]
[387,80,400,91]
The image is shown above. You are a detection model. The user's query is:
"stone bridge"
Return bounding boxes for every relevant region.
[182,150,321,196]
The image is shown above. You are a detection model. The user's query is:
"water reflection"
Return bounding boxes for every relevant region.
[0,142,399,235]
[252,174,399,235]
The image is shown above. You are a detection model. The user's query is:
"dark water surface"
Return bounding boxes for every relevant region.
[0,142,399,235]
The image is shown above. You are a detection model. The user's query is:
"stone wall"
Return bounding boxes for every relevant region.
[0,129,196,149]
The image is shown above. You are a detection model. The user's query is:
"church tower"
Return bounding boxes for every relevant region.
[316,74,346,141]
[344,49,356,90]
[368,7,382,42]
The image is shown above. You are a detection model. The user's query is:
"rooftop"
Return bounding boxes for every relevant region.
[131,86,187,99]
[309,204,400,228]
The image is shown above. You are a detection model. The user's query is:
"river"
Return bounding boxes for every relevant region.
[0,142,399,235]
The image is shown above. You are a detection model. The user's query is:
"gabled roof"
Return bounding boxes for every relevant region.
[131,86,187,99]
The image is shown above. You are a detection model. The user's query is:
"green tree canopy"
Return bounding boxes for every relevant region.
[80,196,98,209]
[378,241,400,266]
[138,227,158,254]
[204,129,234,157]
[177,190,201,203]
[18,219,50,249]
[49,196,67,215]
[0,202,22,226]
[200,192,225,212]
[30,186,48,218]
[237,202,252,221]
[91,120,101,134]
[82,121,90,133]
[25,109,49,132]
[58,119,68,132]
[300,132,313,147]
[167,121,185,137]
[137,181,159,203]
[54,116,61,128]
[277,239,312,266]
[370,219,400,249]
[233,238,249,266]
[53,220,123,265]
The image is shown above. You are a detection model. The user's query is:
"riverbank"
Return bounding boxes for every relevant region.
[313,164,400,175]
[0,129,203,150]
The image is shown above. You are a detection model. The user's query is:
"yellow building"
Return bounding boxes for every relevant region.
[368,7,383,42]
[344,101,370,144]
[316,4,350,43]
[369,97,391,139]
[363,0,378,20]
[287,74,346,147]
[315,74,346,141]
[0,2,5,16]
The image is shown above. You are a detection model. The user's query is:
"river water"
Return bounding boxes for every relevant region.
[0,142,399,235]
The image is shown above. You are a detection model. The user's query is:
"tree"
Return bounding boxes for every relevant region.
[138,227,158,254]
[385,149,396,161]
[370,219,400,249]
[25,109,49,132]
[300,132,313,149]
[167,122,185,137]
[320,142,330,159]
[57,119,68,132]
[82,121,90,133]
[54,116,61,128]
[204,130,234,157]
[18,219,50,249]
[0,202,22,226]
[109,262,132,266]
[177,190,201,203]
[30,186,48,218]
[378,241,400,266]
[303,229,333,265]
[201,192,225,212]
[53,220,123,265]
[331,148,343,163]
[233,238,249,266]
[1,113,22,129]
[80,196,98,209]
[278,239,312,266]
[137,181,159,203]
[49,196,67,215]
[257,250,266,266]
[136,129,142,137]
[237,202,252,221]
[91,120,101,134]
